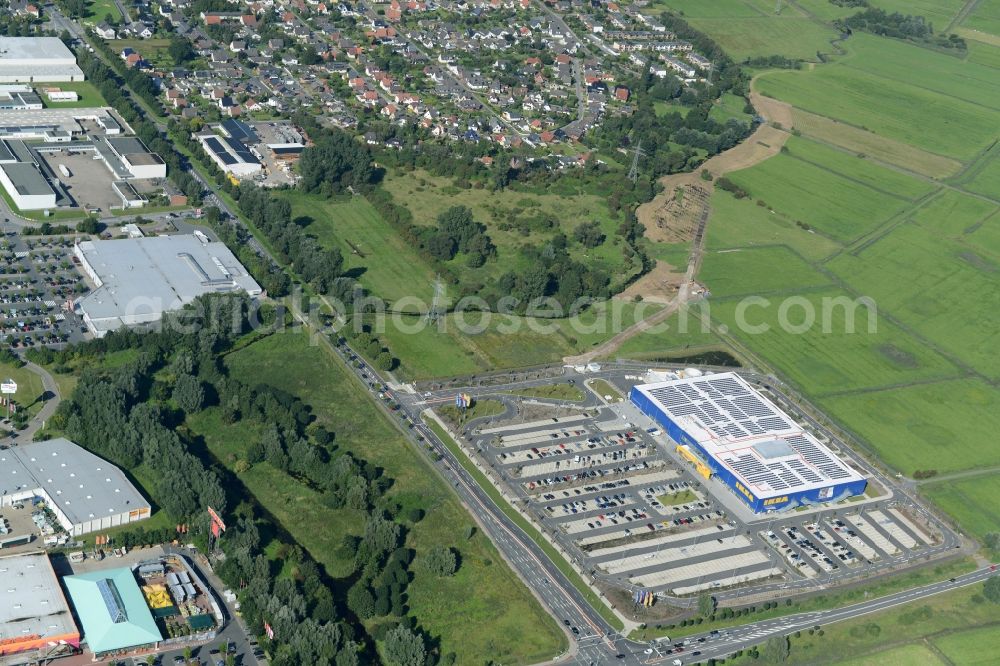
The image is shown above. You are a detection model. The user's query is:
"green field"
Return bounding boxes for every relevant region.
[757,65,997,161]
[649,0,839,60]
[40,81,109,109]
[709,92,753,124]
[612,308,723,359]
[187,409,364,578]
[933,624,1000,663]
[922,474,1000,541]
[657,489,696,506]
[283,192,438,305]
[704,189,843,261]
[726,151,911,242]
[383,169,640,287]
[699,246,831,297]
[821,379,1000,475]
[711,288,959,395]
[835,643,944,666]
[85,0,123,22]
[964,0,1000,37]
[223,332,565,664]
[828,207,1000,380]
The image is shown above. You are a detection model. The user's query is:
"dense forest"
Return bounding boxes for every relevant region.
[30,295,446,665]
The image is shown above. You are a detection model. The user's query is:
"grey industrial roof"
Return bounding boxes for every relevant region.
[0,438,149,527]
[0,161,55,196]
[0,551,77,645]
[0,139,14,162]
[0,37,84,79]
[75,234,262,330]
[634,373,864,497]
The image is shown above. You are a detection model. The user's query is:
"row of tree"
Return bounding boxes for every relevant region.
[839,8,967,50]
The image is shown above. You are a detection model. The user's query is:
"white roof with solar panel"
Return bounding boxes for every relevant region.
[633,372,865,498]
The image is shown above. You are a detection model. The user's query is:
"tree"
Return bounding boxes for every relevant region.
[984,576,1000,604]
[347,582,376,619]
[698,593,716,617]
[426,232,457,260]
[382,624,426,666]
[573,220,606,248]
[169,36,195,65]
[761,635,789,663]
[985,533,1000,552]
[76,217,103,234]
[173,373,205,413]
[421,546,457,576]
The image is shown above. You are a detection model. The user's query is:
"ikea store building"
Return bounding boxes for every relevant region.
[630,373,867,513]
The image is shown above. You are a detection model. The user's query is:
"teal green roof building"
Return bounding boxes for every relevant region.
[62,567,162,656]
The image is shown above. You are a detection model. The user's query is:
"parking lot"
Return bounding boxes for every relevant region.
[0,233,89,348]
[459,371,956,606]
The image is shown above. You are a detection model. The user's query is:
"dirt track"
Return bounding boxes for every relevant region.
[564,81,793,364]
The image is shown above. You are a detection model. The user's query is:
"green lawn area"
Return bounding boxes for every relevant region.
[726,151,913,242]
[224,332,564,664]
[611,308,723,360]
[710,288,960,395]
[86,0,122,22]
[709,92,752,124]
[437,398,506,427]
[835,643,944,666]
[922,474,1000,541]
[587,378,623,401]
[821,379,1000,475]
[656,489,696,506]
[509,383,586,402]
[699,246,831,298]
[40,81,109,109]
[933,624,1000,663]
[281,191,437,305]
[0,361,45,415]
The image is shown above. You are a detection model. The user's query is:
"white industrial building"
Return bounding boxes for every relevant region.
[196,133,262,178]
[0,161,56,210]
[104,136,166,179]
[73,234,263,337]
[0,37,85,82]
[0,438,151,537]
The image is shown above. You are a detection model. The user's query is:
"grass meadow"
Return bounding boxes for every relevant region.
[821,379,1000,475]
[710,289,959,395]
[222,331,565,664]
[725,152,911,242]
[835,643,945,666]
[964,0,1000,37]
[698,246,831,298]
[922,474,1000,542]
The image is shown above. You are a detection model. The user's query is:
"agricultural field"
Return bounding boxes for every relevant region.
[821,379,1000,476]
[933,624,1000,663]
[961,148,1000,199]
[703,189,842,261]
[963,0,1000,37]
[223,332,565,664]
[382,169,641,288]
[611,308,723,361]
[835,643,944,666]
[698,245,831,298]
[828,207,1000,379]
[282,191,438,305]
[710,288,960,396]
[725,151,911,242]
[868,0,964,24]
[757,66,997,161]
[788,108,962,178]
[922,474,1000,542]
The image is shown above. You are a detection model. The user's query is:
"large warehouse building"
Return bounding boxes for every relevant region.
[0,37,85,82]
[0,551,80,659]
[73,234,262,337]
[631,373,867,513]
[0,161,56,210]
[0,438,151,536]
[63,568,162,659]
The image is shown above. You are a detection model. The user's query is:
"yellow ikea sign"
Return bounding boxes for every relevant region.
[734,482,755,503]
[763,496,789,506]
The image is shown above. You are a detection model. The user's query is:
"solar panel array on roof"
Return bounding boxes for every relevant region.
[222,118,258,143]
[633,372,863,497]
[223,136,259,164]
[204,136,237,165]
